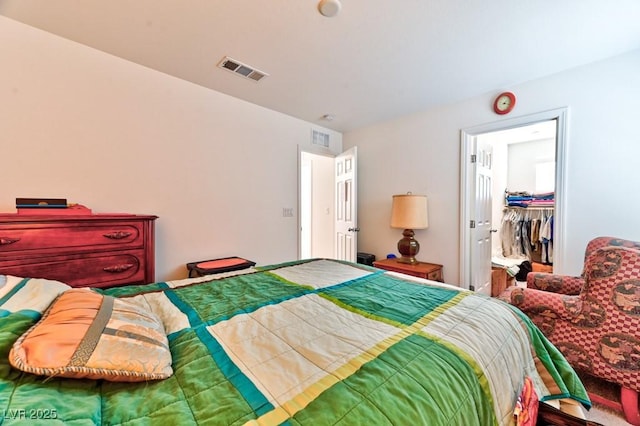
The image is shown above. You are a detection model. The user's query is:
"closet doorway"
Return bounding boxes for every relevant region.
[459,108,568,294]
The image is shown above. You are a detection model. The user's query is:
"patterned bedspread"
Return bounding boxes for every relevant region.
[0,259,589,425]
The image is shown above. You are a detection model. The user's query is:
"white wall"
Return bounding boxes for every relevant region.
[345,48,640,285]
[507,139,555,192]
[0,17,342,281]
[4,16,639,285]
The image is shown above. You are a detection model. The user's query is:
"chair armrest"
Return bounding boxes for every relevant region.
[498,286,582,324]
[526,272,584,295]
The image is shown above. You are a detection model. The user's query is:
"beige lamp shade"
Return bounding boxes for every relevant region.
[390,194,428,229]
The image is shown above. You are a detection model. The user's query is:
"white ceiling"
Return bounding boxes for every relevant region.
[2,0,640,132]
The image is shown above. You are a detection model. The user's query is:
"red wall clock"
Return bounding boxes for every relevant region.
[493,91,516,115]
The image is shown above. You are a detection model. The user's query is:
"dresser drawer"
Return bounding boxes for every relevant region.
[0,249,146,288]
[0,213,156,288]
[0,221,143,255]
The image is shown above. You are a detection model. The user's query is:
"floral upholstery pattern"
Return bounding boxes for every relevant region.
[499,237,640,425]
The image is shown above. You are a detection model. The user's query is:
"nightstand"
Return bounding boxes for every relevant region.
[373,258,444,282]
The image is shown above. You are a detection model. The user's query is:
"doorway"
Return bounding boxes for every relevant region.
[460,108,568,293]
[298,147,359,262]
[299,150,335,259]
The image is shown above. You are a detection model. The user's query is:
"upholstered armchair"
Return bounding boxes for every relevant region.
[526,236,640,295]
[499,238,640,425]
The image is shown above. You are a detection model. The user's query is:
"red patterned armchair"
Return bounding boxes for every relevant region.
[499,237,640,425]
[527,237,639,295]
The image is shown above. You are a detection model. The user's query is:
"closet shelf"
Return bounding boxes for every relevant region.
[504,205,554,210]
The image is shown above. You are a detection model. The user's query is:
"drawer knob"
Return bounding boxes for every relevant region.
[103,231,132,240]
[0,237,20,246]
[103,263,134,273]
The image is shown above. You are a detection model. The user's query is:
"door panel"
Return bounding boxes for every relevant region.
[335,147,357,262]
[471,141,493,295]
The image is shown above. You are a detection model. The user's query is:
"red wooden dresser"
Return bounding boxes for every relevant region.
[0,213,157,288]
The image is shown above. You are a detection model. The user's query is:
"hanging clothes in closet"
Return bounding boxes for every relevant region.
[501,207,554,265]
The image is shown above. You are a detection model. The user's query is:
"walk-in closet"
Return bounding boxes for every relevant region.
[482,120,557,277]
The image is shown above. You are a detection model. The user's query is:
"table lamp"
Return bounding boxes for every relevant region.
[390,193,428,264]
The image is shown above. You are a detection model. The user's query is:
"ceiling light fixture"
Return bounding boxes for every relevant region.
[318,0,342,17]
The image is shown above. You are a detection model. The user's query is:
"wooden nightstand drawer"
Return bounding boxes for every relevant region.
[427,269,443,282]
[373,258,444,282]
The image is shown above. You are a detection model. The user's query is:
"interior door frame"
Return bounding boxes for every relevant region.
[459,107,569,289]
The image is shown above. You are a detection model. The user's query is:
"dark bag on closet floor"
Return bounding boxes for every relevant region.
[516,261,532,281]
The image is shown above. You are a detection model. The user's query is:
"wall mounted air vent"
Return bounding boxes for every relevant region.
[218,57,268,82]
[311,129,330,148]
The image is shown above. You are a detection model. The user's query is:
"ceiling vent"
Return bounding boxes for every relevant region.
[218,57,268,82]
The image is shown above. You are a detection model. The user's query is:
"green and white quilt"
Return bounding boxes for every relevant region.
[0,259,589,425]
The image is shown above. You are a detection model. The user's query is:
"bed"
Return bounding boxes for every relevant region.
[0,258,589,425]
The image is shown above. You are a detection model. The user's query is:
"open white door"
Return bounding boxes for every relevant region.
[470,140,493,294]
[335,147,358,262]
